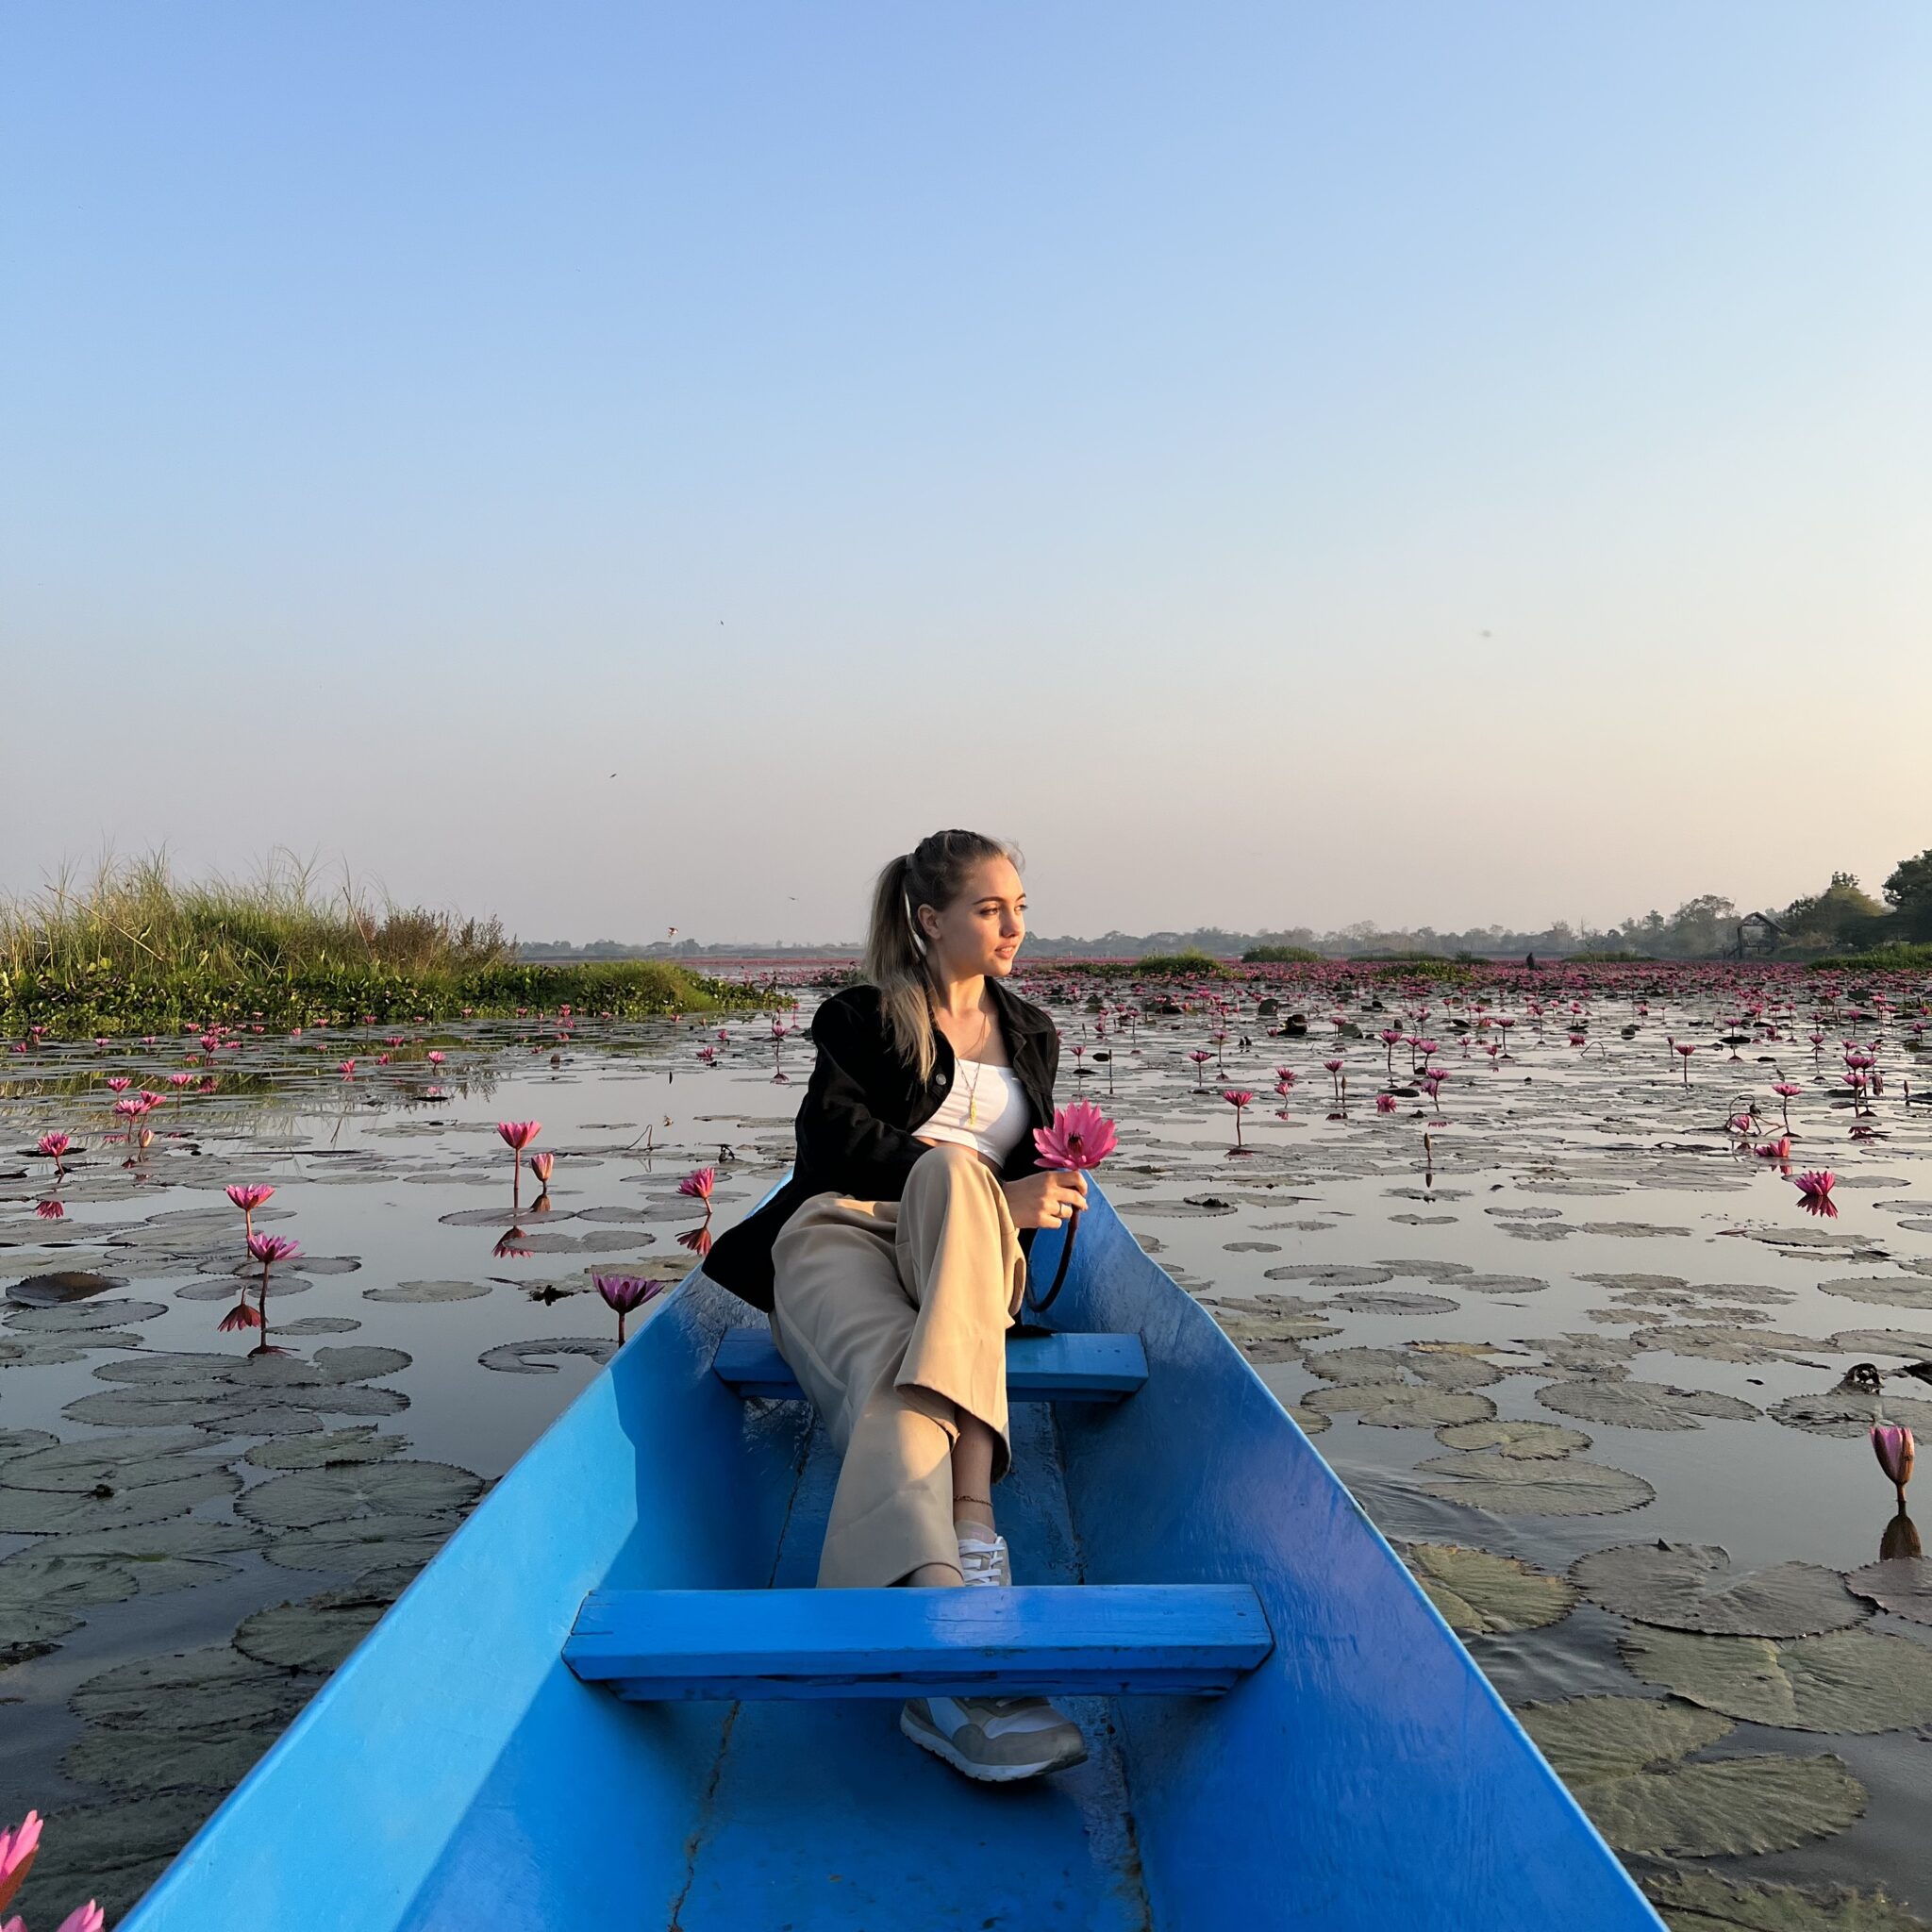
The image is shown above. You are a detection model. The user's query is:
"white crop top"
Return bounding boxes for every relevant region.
[914,1058,1031,1167]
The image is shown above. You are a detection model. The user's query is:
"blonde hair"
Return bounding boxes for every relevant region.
[861,830,1023,1082]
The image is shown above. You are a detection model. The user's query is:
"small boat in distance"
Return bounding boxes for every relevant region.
[122,1188,1663,1930]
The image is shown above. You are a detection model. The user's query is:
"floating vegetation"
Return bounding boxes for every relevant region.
[1768,1390,1932,1440]
[1517,1694,1865,1857]
[1403,1542,1576,1635]
[1619,1626,1932,1732]
[1843,1557,1932,1626]
[1433,1419,1591,1458]
[1537,1375,1762,1432]
[1642,1869,1932,1931]
[1570,1543,1865,1637]
[1413,1451,1656,1516]
[361,1279,493,1303]
[477,1337,617,1374]
[233,1579,402,1673]
[236,1458,485,1531]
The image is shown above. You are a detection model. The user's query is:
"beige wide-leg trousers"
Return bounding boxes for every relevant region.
[768,1141,1027,1589]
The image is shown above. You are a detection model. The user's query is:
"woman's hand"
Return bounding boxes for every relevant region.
[1002,1169,1089,1230]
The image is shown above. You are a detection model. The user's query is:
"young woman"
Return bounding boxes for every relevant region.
[703,828,1091,1783]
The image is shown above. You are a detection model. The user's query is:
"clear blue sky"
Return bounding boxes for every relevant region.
[4,4,1927,942]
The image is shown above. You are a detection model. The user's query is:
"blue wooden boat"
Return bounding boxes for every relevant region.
[122,1188,1664,1930]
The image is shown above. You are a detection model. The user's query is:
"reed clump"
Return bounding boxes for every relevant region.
[0,854,774,1035]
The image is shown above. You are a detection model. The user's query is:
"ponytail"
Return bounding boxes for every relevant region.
[861,830,1020,1083]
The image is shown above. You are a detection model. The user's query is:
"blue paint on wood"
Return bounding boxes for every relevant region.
[713,1324,1148,1401]
[118,1178,1665,1932]
[566,1582,1271,1697]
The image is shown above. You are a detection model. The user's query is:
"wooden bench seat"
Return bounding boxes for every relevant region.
[564,1583,1272,1700]
[711,1326,1148,1403]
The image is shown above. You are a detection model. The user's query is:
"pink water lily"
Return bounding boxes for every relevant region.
[497,1121,541,1152]
[0,1810,42,1913]
[1222,1089,1256,1151]
[529,1151,555,1185]
[225,1183,275,1241]
[1032,1101,1118,1172]
[677,1166,716,1203]
[55,1905,107,1932]
[1793,1170,1838,1217]
[1375,1092,1398,1114]
[219,1298,264,1333]
[35,1132,71,1177]
[246,1231,300,1270]
[104,1076,131,1093]
[1872,1424,1915,1504]
[1026,1104,1119,1319]
[594,1271,670,1342]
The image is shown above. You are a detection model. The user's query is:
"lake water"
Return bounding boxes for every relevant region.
[4,975,1930,1926]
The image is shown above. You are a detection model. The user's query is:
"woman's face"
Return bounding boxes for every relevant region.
[917,857,1026,978]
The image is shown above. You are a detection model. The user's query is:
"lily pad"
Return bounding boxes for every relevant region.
[5,1298,168,1332]
[0,1430,229,1494]
[0,1468,239,1536]
[1405,1542,1576,1634]
[1261,1263,1394,1287]
[1817,1276,1932,1309]
[362,1279,491,1303]
[8,1270,129,1306]
[244,1426,408,1471]
[1642,1870,1932,1932]
[1629,1324,1824,1365]
[66,1644,323,1793]
[1303,1346,1503,1391]
[1519,1693,1865,1857]
[1620,1625,1932,1732]
[1843,1557,1932,1627]
[1414,1451,1656,1516]
[478,1338,616,1374]
[1302,1382,1498,1429]
[1571,1543,1865,1637]
[1325,1290,1460,1314]
[1827,1329,1932,1358]
[1433,1419,1591,1458]
[263,1512,461,1574]
[1202,1295,1341,1351]
[1768,1390,1932,1440]
[233,1581,395,1672]
[1538,1376,1761,1432]
[237,1458,484,1529]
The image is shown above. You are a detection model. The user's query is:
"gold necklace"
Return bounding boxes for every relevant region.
[949,1002,994,1126]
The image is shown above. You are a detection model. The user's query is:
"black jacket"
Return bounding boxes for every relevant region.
[701,977,1060,1312]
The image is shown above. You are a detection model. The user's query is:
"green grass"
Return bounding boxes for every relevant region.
[0,854,778,1036]
[1810,943,1932,973]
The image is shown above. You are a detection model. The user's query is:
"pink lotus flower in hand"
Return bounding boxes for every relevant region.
[677,1166,716,1203]
[0,1810,42,1914]
[1793,1170,1838,1217]
[1033,1101,1118,1172]
[55,1905,107,1932]
[1872,1423,1915,1502]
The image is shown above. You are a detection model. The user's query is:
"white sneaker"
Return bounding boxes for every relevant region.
[956,1528,1010,1588]
[900,1693,1090,1782]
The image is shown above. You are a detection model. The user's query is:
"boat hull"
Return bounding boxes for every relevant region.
[120,1190,1661,1930]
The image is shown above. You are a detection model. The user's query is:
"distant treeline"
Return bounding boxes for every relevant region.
[527,846,1932,965]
